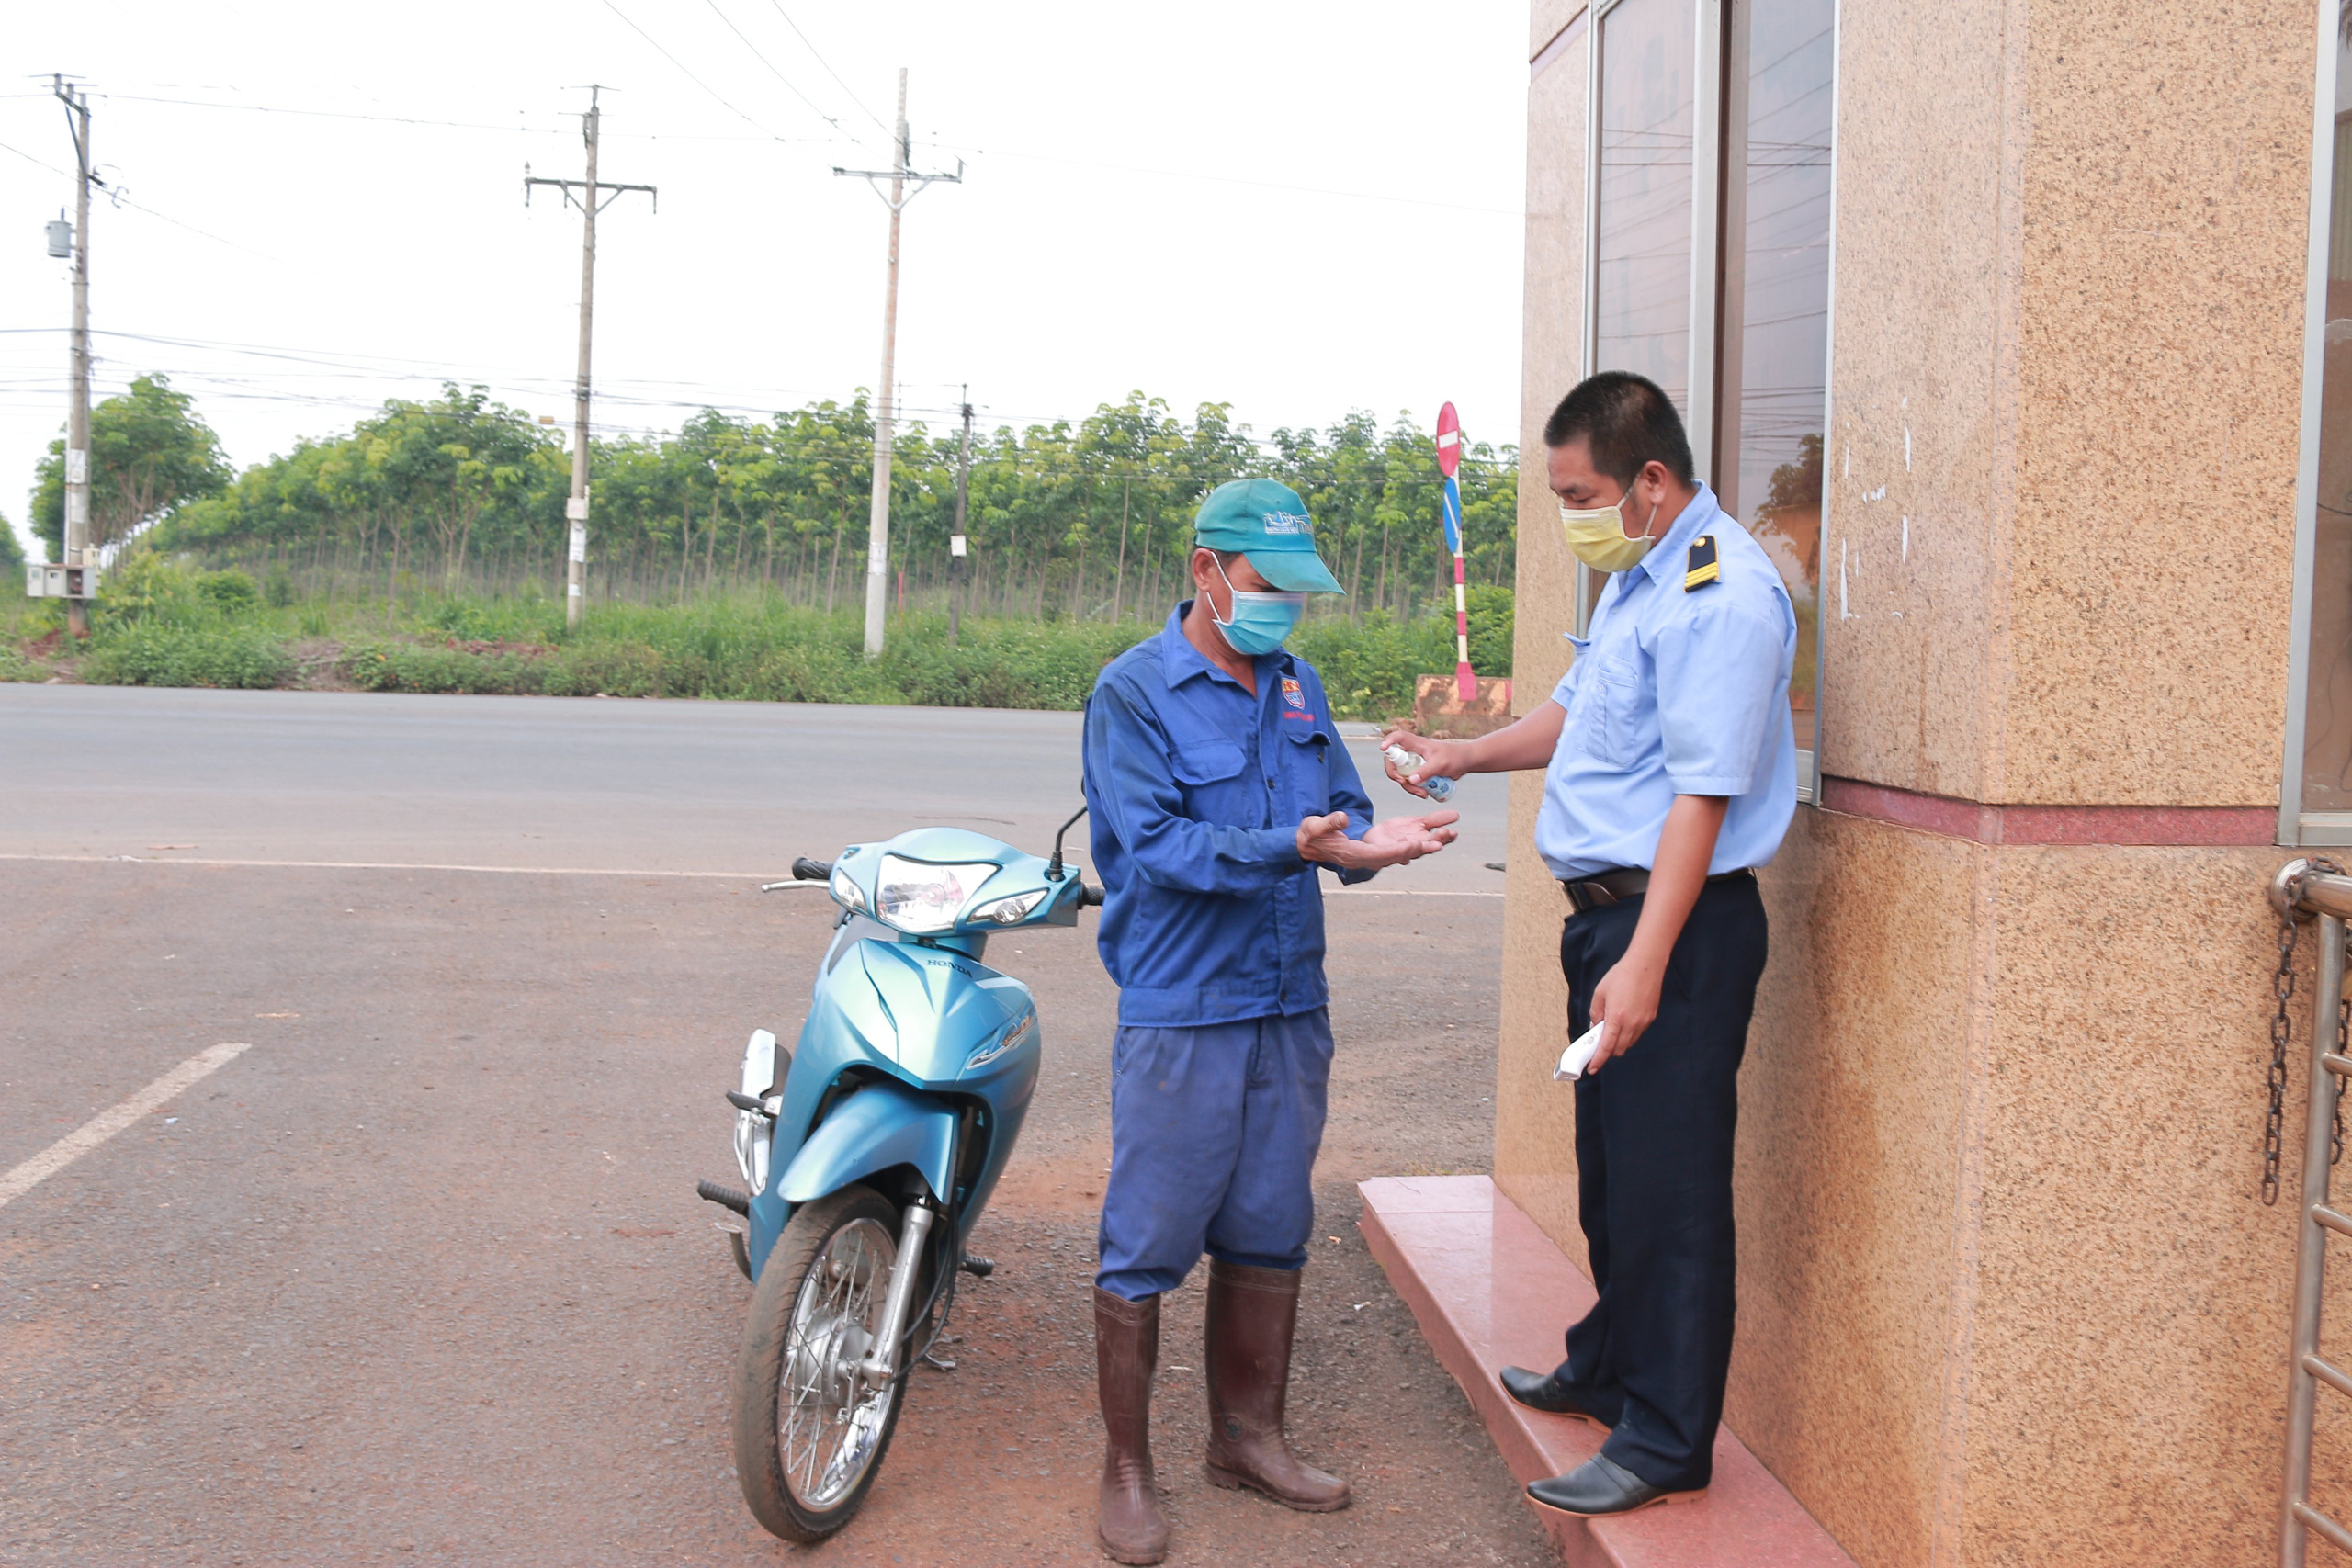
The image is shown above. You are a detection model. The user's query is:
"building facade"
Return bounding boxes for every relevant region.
[1498,1,2352,1562]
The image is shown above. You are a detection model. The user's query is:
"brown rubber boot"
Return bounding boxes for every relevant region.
[1203,1259,1351,1511]
[1094,1287,1170,1565]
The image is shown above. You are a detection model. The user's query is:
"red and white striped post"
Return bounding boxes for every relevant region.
[1435,402,1475,702]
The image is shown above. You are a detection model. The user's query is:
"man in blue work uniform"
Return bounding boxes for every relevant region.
[1080,478,1460,1565]
[1382,372,1796,1518]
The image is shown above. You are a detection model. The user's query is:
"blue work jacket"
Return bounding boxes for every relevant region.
[1081,604,1376,1028]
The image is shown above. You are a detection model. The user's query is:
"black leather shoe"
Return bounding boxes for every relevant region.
[1496,1366,1607,1428]
[1526,1453,1705,1517]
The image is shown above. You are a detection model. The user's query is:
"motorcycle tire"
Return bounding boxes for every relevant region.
[731,1184,911,1542]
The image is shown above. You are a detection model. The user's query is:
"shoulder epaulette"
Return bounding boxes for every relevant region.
[1684,535,1720,592]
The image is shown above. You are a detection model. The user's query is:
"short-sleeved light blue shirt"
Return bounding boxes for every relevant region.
[1534,483,1798,880]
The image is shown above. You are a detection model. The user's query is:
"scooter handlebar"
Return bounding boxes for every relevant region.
[792,856,833,883]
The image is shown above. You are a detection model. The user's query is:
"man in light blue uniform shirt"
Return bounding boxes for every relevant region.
[1382,372,1795,1519]
[1080,479,1459,1565]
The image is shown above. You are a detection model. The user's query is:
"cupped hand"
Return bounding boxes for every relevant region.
[1296,809,1461,870]
[1376,729,1471,800]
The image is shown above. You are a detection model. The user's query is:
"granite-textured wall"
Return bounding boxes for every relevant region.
[1731,815,1975,1568]
[1821,0,2310,807]
[1496,1,1590,1257]
[1733,830,2338,1568]
[1499,0,2333,1562]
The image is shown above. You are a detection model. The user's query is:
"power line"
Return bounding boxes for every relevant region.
[0,137,269,255]
[13,85,1503,214]
[763,0,889,135]
[698,0,842,132]
[72,91,829,143]
[94,94,551,135]
[594,0,790,142]
[2,329,1506,464]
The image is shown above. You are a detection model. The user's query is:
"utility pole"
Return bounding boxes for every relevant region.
[949,390,972,649]
[526,87,655,628]
[835,70,961,657]
[56,76,96,638]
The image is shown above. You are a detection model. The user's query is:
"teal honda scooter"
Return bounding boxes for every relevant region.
[696,813,1100,1543]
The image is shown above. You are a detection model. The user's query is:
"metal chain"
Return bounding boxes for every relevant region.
[2335,930,2348,1169]
[2267,910,2300,1205]
[2265,859,2347,1206]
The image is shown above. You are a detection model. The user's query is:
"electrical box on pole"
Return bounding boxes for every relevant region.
[42,75,99,637]
[950,391,972,649]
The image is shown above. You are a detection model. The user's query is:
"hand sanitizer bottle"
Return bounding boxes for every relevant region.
[1383,743,1456,803]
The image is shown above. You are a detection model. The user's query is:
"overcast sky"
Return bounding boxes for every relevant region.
[0,1,1530,561]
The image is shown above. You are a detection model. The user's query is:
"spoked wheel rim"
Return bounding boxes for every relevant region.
[778,1215,899,1510]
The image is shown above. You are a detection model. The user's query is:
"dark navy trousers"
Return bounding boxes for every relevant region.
[1553,874,1768,1491]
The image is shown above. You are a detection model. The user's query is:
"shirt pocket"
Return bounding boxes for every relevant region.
[1281,723,1333,822]
[1579,654,1646,770]
[1169,737,1257,826]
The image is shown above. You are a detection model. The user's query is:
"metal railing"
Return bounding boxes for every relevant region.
[2276,859,2352,1563]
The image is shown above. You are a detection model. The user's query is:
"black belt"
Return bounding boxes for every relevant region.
[1560,865,1754,915]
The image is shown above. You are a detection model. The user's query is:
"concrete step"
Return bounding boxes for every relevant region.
[1357,1174,1857,1568]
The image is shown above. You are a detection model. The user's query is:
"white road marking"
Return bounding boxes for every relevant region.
[0,853,1505,894]
[1330,888,1504,897]
[0,853,763,880]
[0,1043,252,1213]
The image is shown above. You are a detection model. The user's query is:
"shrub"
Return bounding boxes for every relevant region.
[80,624,295,689]
[196,570,260,615]
[1290,612,1453,721]
[1465,585,1514,676]
[61,581,1509,716]
[414,594,564,645]
[344,641,541,695]
[96,549,200,626]
[264,568,297,608]
[541,642,665,698]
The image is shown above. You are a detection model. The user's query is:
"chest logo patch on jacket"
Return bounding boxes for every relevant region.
[1281,676,1306,711]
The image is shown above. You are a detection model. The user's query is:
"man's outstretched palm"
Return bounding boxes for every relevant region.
[1295,809,1459,871]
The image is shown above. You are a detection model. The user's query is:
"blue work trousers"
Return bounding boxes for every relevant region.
[1096,1009,1334,1302]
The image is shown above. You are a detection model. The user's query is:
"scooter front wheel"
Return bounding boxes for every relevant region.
[731,1184,910,1541]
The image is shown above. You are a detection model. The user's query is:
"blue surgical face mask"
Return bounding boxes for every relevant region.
[1209,558,1306,657]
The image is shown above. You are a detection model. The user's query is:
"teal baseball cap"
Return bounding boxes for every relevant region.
[1193,479,1346,594]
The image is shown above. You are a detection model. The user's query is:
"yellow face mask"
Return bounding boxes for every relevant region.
[1558,484,1661,573]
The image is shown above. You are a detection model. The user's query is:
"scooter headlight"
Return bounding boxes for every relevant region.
[829,863,868,915]
[969,886,1049,926]
[875,855,996,933]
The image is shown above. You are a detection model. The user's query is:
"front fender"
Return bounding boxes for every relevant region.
[775,1077,958,1206]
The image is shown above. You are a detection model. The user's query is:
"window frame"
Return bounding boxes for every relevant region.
[2281,1,2349,846]
[1575,0,1839,804]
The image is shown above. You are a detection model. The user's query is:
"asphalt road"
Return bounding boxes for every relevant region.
[0,687,1545,1568]
[0,686,1510,887]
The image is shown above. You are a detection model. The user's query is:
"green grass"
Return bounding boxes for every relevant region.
[78,623,296,689]
[0,554,1514,719]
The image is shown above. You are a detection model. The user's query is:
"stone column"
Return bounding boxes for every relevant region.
[1498,1,2334,1562]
